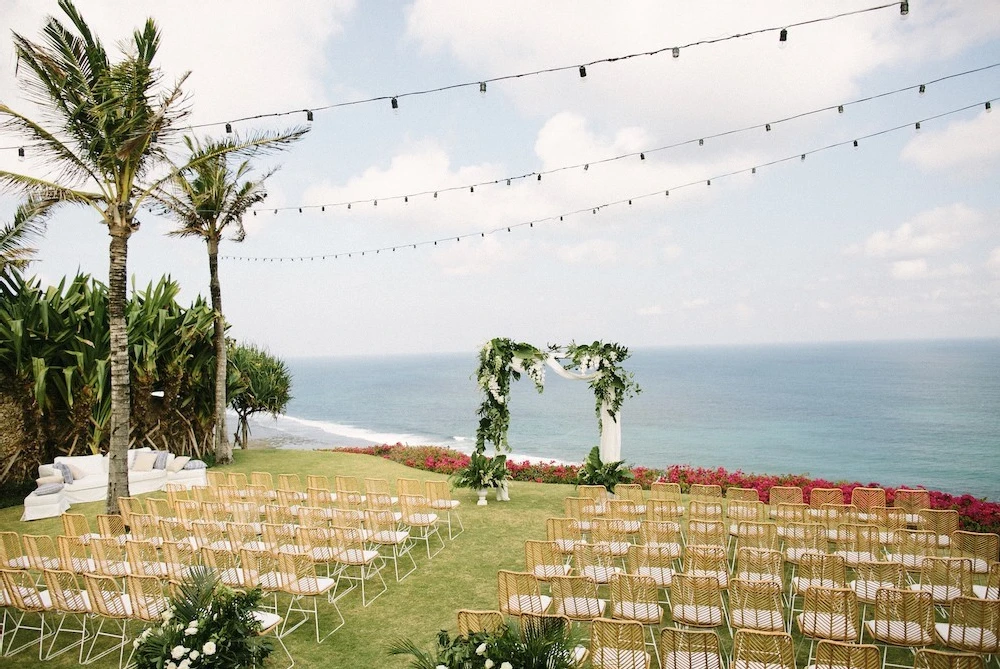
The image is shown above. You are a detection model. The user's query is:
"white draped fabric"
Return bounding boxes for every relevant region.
[510,353,622,462]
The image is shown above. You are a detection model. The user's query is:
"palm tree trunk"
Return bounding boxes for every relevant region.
[208,236,232,463]
[105,222,131,514]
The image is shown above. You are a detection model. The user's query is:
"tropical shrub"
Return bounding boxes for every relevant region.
[228,342,291,448]
[575,445,634,492]
[0,272,217,489]
[334,444,1000,533]
[451,450,508,490]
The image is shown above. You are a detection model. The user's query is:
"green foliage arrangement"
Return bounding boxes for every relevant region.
[451,450,508,490]
[475,338,545,452]
[576,445,635,492]
[133,568,271,669]
[563,340,641,429]
[389,618,581,669]
[228,341,292,448]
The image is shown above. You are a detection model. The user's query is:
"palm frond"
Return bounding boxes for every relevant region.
[0,197,58,272]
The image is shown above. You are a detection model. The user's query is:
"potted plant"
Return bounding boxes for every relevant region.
[576,445,634,493]
[452,450,507,505]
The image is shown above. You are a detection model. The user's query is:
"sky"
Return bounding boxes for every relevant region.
[1,1,998,358]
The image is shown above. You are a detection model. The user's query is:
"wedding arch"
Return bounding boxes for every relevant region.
[474,337,641,462]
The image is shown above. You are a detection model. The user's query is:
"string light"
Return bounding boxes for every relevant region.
[779,28,788,43]
[189,3,905,131]
[225,123,232,133]
[17,147,24,158]
[919,84,926,94]
[390,97,398,110]
[222,98,995,264]
[765,124,772,131]
[306,110,314,121]
[579,65,587,78]
[479,82,487,94]
[987,101,993,112]
[838,105,844,113]
[900,1,909,16]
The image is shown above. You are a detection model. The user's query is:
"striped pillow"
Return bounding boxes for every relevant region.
[35,482,65,496]
[153,451,170,470]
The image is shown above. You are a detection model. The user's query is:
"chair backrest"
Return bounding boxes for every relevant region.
[736,521,780,551]
[297,505,330,529]
[810,488,845,507]
[456,609,505,636]
[609,573,661,624]
[191,485,216,503]
[670,573,724,614]
[646,498,683,522]
[546,517,583,555]
[659,626,723,669]
[425,480,454,506]
[919,509,960,542]
[615,484,646,506]
[524,540,565,581]
[364,477,391,497]
[497,569,545,615]
[43,568,89,614]
[551,575,603,620]
[640,520,682,550]
[396,478,423,497]
[726,487,760,502]
[684,545,728,584]
[732,629,796,669]
[949,531,1000,575]
[62,512,94,542]
[278,473,303,492]
[650,481,682,502]
[565,496,598,529]
[57,534,91,573]
[250,471,274,489]
[161,540,197,581]
[799,586,860,642]
[798,552,848,589]
[1,567,47,611]
[729,578,784,631]
[783,522,828,562]
[127,573,170,622]
[334,475,361,494]
[399,494,434,525]
[688,499,724,521]
[914,649,986,669]
[851,560,906,603]
[775,503,809,526]
[689,483,722,500]
[305,474,330,491]
[850,488,886,513]
[83,572,131,618]
[870,587,934,645]
[728,500,766,525]
[265,503,297,526]
[0,531,28,569]
[890,529,939,571]
[591,618,647,668]
[23,533,60,570]
[768,486,804,507]
[813,640,881,669]
[940,597,1000,653]
[90,536,129,577]
[917,557,973,604]
[688,520,726,548]
[893,489,930,515]
[735,547,785,584]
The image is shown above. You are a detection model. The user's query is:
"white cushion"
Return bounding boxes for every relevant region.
[131,452,158,472]
[166,456,191,473]
[36,474,63,486]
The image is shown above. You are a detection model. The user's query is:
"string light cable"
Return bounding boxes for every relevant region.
[219,96,997,263]
[238,62,999,215]
[189,2,905,131]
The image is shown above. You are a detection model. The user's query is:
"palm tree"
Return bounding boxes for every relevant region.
[152,133,304,464]
[0,198,53,275]
[0,1,301,512]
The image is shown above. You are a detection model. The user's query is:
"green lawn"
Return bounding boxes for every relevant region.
[0,448,949,668]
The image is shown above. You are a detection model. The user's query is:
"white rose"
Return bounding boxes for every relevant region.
[185,626,198,636]
[171,645,187,660]
[436,666,448,669]
[162,610,174,622]
[189,650,200,660]
[202,641,217,656]
[178,660,191,669]
[476,642,487,655]
[485,660,495,669]
[166,663,176,669]
[501,663,513,669]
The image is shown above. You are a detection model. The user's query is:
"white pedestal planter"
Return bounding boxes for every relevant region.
[495,480,510,501]
[477,488,489,506]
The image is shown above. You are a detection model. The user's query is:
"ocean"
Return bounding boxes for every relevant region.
[243,339,1000,500]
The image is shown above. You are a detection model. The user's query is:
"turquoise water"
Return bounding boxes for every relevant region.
[245,339,1000,500]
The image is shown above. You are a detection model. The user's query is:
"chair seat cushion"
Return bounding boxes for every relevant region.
[731,607,784,631]
[935,623,999,652]
[797,612,859,641]
[672,604,724,627]
[864,620,933,646]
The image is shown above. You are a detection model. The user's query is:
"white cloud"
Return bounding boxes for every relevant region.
[556,239,620,266]
[891,258,928,280]
[637,305,663,316]
[855,204,983,258]
[901,112,1000,174]
[662,245,683,261]
[816,300,833,311]
[681,298,709,310]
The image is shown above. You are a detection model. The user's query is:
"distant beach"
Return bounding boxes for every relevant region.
[241,339,1000,499]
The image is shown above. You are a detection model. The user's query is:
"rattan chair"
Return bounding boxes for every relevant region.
[201,545,248,588]
[626,544,676,605]
[57,534,95,574]
[145,496,178,524]
[593,518,633,563]
[911,557,973,609]
[364,477,397,503]
[732,522,780,569]
[89,536,131,579]
[125,539,167,578]
[669,573,728,633]
[305,474,331,491]
[365,508,416,582]
[1,567,54,658]
[548,517,585,560]
[690,484,723,502]
[949,531,999,577]
[191,519,232,552]
[820,505,861,542]
[191,484,217,503]
[729,577,785,632]
[797,587,861,665]
[689,500,725,522]
[23,533,62,571]
[61,512,101,545]
[810,488,847,514]
[735,547,785,588]
[276,551,343,642]
[551,574,608,624]
[862,588,935,666]
[262,522,301,557]
[791,553,848,611]
[610,573,662,659]
[731,629,796,669]
[0,531,30,569]
[850,561,907,620]
[426,479,464,539]
[161,539,199,582]
[227,471,249,489]
[574,542,624,586]
[659,626,725,669]
[914,649,986,669]
[497,570,552,615]
[783,522,828,588]
[399,493,445,559]
[607,499,644,537]
[278,472,306,495]
[640,520,683,563]
[251,471,277,497]
[811,639,882,669]
[919,510,960,550]
[126,572,170,625]
[239,548,283,614]
[206,469,228,487]
[41,568,90,661]
[456,609,506,635]
[579,485,610,516]
[590,617,650,669]
[775,503,810,539]
[526,540,572,582]
[158,517,196,551]
[647,499,685,523]
[972,562,999,600]
[728,501,768,541]
[685,544,730,590]
[127,513,164,548]
[364,491,401,522]
[567,496,599,535]
[396,477,424,498]
[870,507,909,547]
[688,520,727,549]
[330,524,387,606]
[727,487,761,502]
[82,572,133,668]
[892,490,931,527]
[933,596,1000,657]
[768,487,805,518]
[852,488,888,522]
[888,530,939,572]
[174,499,202,529]
[616,484,648,515]
[651,482,685,514]
[834,524,883,567]
[276,488,305,511]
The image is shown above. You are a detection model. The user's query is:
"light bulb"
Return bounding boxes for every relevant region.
[479,82,487,95]
[579,65,587,78]
[778,28,788,49]
[672,47,680,58]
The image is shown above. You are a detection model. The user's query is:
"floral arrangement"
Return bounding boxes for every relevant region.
[474,338,545,452]
[388,620,581,669]
[576,445,634,491]
[333,444,1000,534]
[132,568,271,669]
[562,340,641,427]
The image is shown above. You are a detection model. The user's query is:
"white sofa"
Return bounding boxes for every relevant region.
[24,447,208,520]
